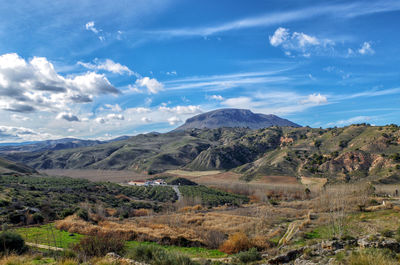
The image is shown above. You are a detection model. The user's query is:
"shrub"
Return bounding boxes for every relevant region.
[201,230,226,249]
[219,232,252,254]
[0,231,27,254]
[234,248,262,263]
[76,209,89,221]
[32,213,44,224]
[73,232,125,257]
[128,244,199,265]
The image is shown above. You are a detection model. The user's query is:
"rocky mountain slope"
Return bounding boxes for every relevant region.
[174,108,300,131]
[4,124,400,183]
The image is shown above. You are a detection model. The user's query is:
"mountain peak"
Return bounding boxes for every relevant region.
[174,108,300,131]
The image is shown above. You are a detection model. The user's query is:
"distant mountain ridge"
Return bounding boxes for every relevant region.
[0,136,130,154]
[174,108,300,131]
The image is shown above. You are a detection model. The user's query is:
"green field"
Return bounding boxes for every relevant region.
[15,224,227,259]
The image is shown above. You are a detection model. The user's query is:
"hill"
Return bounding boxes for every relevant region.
[4,124,400,183]
[174,108,300,131]
[0,157,37,175]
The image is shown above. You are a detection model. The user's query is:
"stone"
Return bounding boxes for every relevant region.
[268,248,304,264]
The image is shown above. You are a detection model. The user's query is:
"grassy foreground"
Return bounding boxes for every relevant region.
[14,224,227,259]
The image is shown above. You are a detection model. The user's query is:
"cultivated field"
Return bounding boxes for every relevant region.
[41,169,150,183]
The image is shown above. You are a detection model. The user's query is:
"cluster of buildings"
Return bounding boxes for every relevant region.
[127,179,167,186]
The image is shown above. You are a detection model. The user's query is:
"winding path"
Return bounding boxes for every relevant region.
[172,185,183,202]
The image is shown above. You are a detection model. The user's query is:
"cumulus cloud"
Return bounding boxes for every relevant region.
[0,125,57,142]
[78,59,135,75]
[358,42,375,55]
[0,53,119,113]
[56,112,80,122]
[269,27,334,56]
[168,116,182,125]
[159,105,202,115]
[134,77,164,94]
[300,93,328,105]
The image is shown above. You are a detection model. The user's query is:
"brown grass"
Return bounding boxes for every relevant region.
[219,232,252,254]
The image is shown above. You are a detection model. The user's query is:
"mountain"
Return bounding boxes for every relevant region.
[0,136,130,154]
[0,157,37,175]
[4,124,400,183]
[174,108,300,131]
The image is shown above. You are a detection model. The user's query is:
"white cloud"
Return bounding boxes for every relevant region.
[159,105,202,115]
[300,93,328,105]
[85,21,99,34]
[168,116,182,125]
[0,53,119,113]
[269,27,333,57]
[78,59,135,75]
[85,21,105,41]
[11,114,31,121]
[95,117,106,124]
[151,2,400,37]
[209,95,224,101]
[166,71,177,76]
[269,27,290,47]
[56,112,80,122]
[358,42,375,55]
[103,104,122,112]
[135,77,164,94]
[327,116,372,126]
[222,97,253,108]
[141,117,152,123]
[107,113,124,120]
[0,125,58,142]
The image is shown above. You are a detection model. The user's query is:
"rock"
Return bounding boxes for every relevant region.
[357,236,400,252]
[106,252,121,259]
[105,252,149,265]
[321,240,343,251]
[268,248,304,264]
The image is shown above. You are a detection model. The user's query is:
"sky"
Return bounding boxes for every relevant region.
[0,0,399,143]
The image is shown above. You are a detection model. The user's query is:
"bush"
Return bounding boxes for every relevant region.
[76,209,89,221]
[73,232,125,257]
[128,244,199,265]
[219,232,252,254]
[234,248,262,263]
[0,231,27,254]
[33,213,44,224]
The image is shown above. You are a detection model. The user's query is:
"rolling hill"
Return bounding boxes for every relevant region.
[174,108,300,131]
[0,157,37,175]
[4,124,400,183]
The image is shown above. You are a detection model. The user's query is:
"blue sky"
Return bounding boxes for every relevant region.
[0,0,399,142]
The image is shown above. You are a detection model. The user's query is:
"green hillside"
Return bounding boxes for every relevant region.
[5,124,400,183]
[0,157,37,175]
